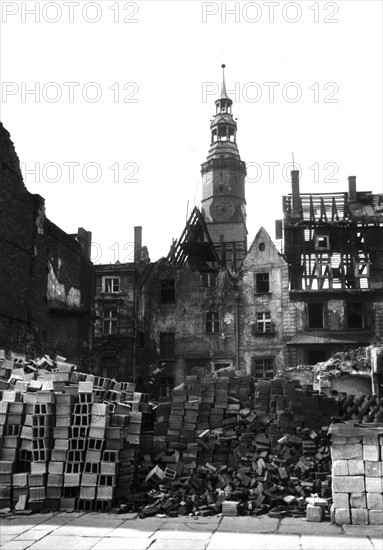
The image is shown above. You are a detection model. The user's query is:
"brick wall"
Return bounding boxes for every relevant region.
[0,123,93,361]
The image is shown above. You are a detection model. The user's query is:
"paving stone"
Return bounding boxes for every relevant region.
[217,516,278,533]
[342,525,383,538]
[278,518,343,535]
[52,522,122,538]
[207,533,300,550]
[150,539,208,550]
[150,528,211,540]
[91,538,153,550]
[301,535,374,550]
[0,541,36,550]
[13,530,52,541]
[156,522,217,533]
[27,535,102,550]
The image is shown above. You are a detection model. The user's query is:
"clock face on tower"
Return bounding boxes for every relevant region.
[210,198,235,222]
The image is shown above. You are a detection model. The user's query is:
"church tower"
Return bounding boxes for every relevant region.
[201,65,247,267]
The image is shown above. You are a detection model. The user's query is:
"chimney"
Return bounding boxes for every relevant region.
[134,226,142,263]
[77,227,92,260]
[348,176,357,201]
[291,170,301,219]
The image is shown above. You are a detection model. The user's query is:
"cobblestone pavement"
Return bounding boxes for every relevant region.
[1,512,382,550]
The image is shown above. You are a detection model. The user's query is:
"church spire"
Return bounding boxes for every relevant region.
[207,64,239,161]
[221,64,230,100]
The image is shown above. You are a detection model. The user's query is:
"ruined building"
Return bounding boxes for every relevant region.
[2,67,382,394]
[283,171,383,367]
[0,123,93,362]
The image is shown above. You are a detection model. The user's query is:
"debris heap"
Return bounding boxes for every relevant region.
[132,374,338,517]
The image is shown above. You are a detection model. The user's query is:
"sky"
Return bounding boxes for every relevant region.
[1,0,382,264]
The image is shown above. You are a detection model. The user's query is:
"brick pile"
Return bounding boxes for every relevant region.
[338,394,383,422]
[132,373,336,517]
[329,421,383,525]
[0,354,149,512]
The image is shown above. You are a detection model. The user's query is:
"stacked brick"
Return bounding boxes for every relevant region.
[0,355,149,512]
[329,422,383,525]
[136,373,335,517]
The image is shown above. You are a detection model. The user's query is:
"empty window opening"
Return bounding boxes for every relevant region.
[255,273,270,293]
[308,303,323,329]
[347,303,363,328]
[161,279,175,302]
[308,349,326,365]
[160,332,175,359]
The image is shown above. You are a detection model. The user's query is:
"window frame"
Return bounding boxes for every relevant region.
[102,307,119,335]
[103,277,120,294]
[252,357,275,380]
[255,272,270,294]
[255,312,273,334]
[206,312,220,334]
[201,272,218,288]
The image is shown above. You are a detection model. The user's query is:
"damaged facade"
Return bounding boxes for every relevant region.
[1,68,383,396]
[283,171,383,371]
[0,122,93,362]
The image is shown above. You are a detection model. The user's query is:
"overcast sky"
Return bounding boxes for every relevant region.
[1,0,382,263]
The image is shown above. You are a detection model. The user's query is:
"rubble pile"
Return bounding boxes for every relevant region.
[0,354,151,512]
[130,374,337,517]
[329,422,383,525]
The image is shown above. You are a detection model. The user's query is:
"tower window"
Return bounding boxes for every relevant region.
[161,279,175,302]
[255,273,270,293]
[308,303,323,329]
[206,312,219,334]
[220,184,223,193]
